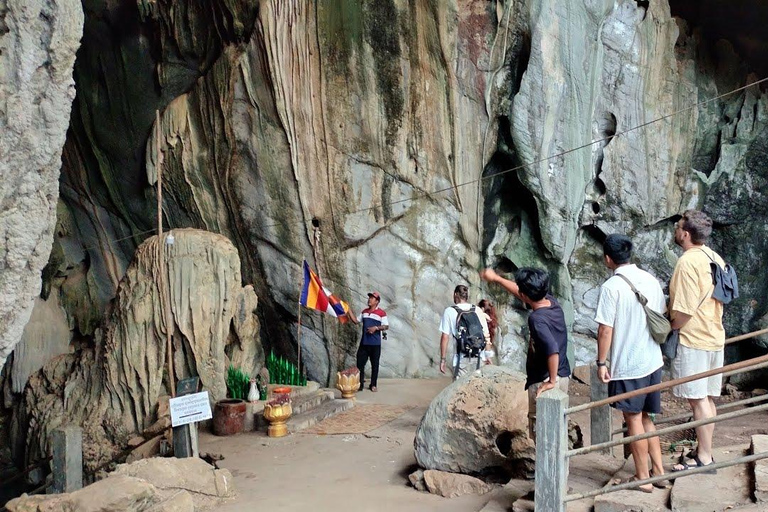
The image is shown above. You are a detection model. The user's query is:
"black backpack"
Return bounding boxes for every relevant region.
[701,249,739,304]
[453,306,486,358]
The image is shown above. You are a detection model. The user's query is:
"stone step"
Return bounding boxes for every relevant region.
[290,389,335,416]
[286,398,355,433]
[751,434,768,504]
[669,445,752,512]
[253,390,334,431]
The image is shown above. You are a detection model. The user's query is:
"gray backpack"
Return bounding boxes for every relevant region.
[615,274,671,345]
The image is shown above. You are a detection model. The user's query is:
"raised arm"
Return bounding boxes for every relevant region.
[480,268,523,301]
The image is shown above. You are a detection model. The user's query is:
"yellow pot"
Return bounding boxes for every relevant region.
[263,402,293,437]
[336,371,360,399]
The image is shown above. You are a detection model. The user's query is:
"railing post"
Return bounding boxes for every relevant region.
[535,389,568,512]
[590,362,613,455]
[51,425,82,493]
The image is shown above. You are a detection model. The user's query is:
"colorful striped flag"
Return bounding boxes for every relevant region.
[300,261,350,323]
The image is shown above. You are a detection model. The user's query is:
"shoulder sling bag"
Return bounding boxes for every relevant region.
[615,273,671,344]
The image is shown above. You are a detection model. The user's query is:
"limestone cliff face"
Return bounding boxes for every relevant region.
[31,0,527,386]
[486,0,768,366]
[3,0,768,401]
[15,229,262,471]
[0,0,83,367]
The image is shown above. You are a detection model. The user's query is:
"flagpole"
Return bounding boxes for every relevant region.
[297,277,303,382]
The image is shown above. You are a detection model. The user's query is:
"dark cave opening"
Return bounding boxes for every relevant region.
[669,0,768,79]
[481,148,548,270]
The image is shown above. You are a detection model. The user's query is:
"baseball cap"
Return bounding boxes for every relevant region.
[367,291,381,301]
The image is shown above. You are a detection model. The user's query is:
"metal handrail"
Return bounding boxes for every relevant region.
[725,327,768,344]
[723,359,768,378]
[569,326,768,415]
[564,450,768,502]
[611,392,768,436]
[567,352,768,414]
[569,400,768,456]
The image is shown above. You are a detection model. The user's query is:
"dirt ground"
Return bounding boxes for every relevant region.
[200,377,768,512]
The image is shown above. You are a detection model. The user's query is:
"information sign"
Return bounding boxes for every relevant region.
[169,391,212,427]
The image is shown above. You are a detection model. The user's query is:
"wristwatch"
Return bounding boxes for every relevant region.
[596,361,607,367]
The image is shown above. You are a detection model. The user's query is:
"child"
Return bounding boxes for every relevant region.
[478,299,497,365]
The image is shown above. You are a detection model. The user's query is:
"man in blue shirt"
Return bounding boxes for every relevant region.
[349,292,389,392]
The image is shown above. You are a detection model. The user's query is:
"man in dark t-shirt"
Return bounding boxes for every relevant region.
[480,267,571,440]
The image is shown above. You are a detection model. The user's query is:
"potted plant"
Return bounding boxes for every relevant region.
[336,367,360,399]
[213,366,250,436]
[263,393,292,437]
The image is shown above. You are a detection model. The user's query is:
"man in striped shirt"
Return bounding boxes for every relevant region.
[349,292,389,392]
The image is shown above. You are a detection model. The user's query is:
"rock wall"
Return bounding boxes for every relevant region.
[13,229,262,471]
[485,0,768,368]
[27,0,530,385]
[0,0,83,367]
[2,0,767,399]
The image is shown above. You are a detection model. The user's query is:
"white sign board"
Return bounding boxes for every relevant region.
[169,391,212,427]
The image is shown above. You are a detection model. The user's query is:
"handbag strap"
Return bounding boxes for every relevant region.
[614,273,649,307]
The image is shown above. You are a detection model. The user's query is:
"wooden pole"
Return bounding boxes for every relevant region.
[156,109,175,397]
[297,271,304,380]
[297,304,302,380]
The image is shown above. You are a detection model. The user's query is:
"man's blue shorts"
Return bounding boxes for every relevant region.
[608,367,662,414]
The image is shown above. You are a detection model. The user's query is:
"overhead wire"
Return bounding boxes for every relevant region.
[253,75,768,230]
[72,77,767,255]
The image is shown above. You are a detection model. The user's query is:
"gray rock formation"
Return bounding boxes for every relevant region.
[486,0,768,369]
[3,0,768,403]
[13,229,263,471]
[423,469,494,498]
[0,0,83,367]
[414,366,534,477]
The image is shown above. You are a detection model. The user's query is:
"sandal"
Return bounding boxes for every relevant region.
[649,471,671,489]
[369,386,378,392]
[672,455,717,474]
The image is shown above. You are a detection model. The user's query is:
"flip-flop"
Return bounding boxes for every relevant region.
[649,471,671,489]
[613,476,653,493]
[627,476,654,493]
[369,386,378,392]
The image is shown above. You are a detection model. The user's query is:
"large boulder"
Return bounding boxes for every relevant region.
[414,366,534,477]
[6,475,158,512]
[6,458,233,512]
[112,457,234,500]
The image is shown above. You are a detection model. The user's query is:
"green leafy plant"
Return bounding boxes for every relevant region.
[226,365,250,400]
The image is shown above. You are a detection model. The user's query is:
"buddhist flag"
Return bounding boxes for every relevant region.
[300,261,350,323]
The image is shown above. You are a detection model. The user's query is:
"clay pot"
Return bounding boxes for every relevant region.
[213,399,247,436]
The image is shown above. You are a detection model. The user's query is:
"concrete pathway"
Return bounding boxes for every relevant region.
[200,378,491,512]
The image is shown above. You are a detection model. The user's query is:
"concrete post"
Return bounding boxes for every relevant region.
[590,362,613,455]
[51,426,82,493]
[534,389,568,512]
